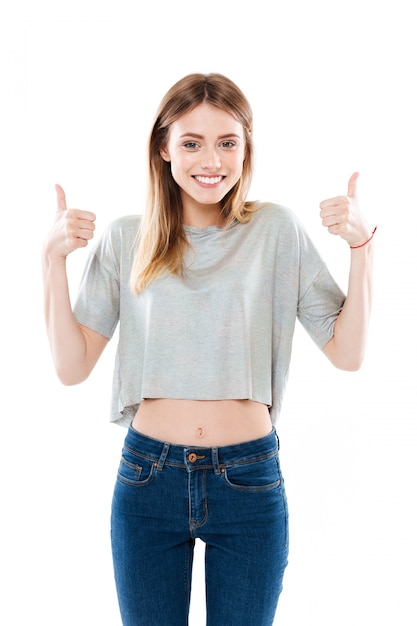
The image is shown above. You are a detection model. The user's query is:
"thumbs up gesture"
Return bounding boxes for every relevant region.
[319,173,373,247]
[44,185,96,259]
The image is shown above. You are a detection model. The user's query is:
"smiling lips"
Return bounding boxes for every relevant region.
[194,175,224,185]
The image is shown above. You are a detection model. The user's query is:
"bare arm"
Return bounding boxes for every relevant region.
[42,185,108,385]
[320,173,375,371]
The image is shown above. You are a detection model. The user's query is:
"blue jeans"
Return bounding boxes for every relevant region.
[111,425,289,625]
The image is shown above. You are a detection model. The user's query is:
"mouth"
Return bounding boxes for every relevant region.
[193,175,224,185]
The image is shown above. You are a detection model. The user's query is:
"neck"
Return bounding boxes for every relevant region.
[182,200,224,229]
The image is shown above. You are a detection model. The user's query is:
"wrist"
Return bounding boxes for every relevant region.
[42,245,68,269]
[349,226,377,249]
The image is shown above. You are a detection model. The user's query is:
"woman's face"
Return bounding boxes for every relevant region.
[160,102,246,217]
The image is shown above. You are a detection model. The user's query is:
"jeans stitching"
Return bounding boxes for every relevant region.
[123,444,278,470]
[221,454,281,492]
[117,456,157,487]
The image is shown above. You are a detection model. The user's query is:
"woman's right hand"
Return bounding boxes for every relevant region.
[44,184,96,259]
[42,185,107,385]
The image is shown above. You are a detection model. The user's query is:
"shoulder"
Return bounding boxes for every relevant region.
[90,215,141,270]
[104,214,141,239]
[247,203,322,261]
[99,214,141,249]
[254,202,297,222]
[249,202,304,236]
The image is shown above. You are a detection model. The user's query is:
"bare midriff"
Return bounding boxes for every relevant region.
[132,399,272,447]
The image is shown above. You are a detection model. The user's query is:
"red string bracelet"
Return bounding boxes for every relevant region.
[350,226,377,249]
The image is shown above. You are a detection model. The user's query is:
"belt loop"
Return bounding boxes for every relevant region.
[157,443,170,471]
[212,447,221,475]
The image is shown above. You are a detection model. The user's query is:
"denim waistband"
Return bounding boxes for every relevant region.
[124,424,279,473]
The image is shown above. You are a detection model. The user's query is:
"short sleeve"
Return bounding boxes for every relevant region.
[295,223,345,348]
[73,226,121,339]
[297,264,345,348]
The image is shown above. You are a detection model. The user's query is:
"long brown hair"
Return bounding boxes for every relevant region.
[130,73,258,294]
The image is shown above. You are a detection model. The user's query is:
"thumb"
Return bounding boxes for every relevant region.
[55,184,67,211]
[347,171,360,199]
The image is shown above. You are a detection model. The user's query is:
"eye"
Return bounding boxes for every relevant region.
[183,142,200,149]
[220,140,237,149]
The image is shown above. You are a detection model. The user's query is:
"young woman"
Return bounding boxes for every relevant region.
[43,73,375,625]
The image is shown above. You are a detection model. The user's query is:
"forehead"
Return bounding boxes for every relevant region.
[169,102,244,137]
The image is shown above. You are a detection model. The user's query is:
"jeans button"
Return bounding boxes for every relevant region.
[188,453,197,462]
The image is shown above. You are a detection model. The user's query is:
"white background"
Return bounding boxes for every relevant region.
[1,1,416,624]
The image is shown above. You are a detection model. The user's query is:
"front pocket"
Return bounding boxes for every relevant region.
[117,448,156,487]
[222,455,281,492]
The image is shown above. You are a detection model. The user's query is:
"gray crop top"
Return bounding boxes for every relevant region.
[73,203,345,427]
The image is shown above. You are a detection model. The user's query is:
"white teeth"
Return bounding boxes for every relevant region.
[195,176,223,185]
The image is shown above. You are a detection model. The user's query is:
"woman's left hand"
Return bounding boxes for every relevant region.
[319,172,373,247]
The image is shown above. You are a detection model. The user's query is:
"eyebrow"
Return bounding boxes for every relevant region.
[178,132,242,140]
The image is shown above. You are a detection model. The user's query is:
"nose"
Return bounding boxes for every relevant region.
[201,147,221,171]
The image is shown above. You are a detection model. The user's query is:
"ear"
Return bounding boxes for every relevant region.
[160,146,171,162]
